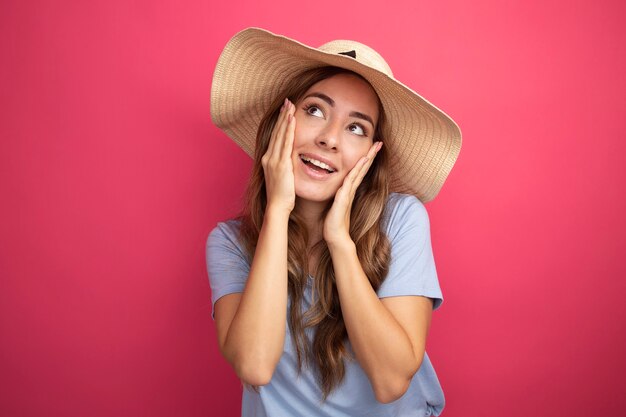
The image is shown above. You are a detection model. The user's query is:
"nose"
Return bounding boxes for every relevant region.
[315,120,342,151]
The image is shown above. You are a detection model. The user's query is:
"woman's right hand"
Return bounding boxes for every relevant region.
[261,98,297,214]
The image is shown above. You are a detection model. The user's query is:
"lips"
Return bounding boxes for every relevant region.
[298,156,336,179]
[298,153,338,172]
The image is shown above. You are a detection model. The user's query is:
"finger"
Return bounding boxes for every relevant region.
[348,141,382,190]
[272,100,293,160]
[344,155,370,191]
[355,141,382,181]
[281,107,296,160]
[335,160,366,209]
[266,98,288,158]
[334,161,360,201]
[265,100,283,158]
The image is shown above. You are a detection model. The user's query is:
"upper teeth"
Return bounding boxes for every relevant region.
[301,156,335,172]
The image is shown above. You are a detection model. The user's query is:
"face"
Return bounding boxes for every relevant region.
[291,73,380,206]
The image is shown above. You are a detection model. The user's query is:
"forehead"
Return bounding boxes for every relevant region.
[302,73,380,122]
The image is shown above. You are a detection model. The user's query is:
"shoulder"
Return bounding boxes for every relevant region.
[206,219,249,260]
[207,219,243,244]
[377,194,442,309]
[382,193,430,239]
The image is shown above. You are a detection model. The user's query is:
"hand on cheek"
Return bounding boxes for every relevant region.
[323,141,383,246]
[261,99,297,214]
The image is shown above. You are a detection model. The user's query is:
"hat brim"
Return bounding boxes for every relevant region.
[210,27,461,202]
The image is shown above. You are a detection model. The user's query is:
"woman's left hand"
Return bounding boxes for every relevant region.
[323,141,383,246]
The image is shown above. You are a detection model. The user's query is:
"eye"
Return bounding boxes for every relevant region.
[303,104,324,118]
[349,123,368,137]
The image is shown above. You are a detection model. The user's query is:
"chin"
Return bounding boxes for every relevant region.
[294,184,336,205]
[293,172,340,204]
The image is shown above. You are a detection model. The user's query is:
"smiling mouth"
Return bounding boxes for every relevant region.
[299,155,336,174]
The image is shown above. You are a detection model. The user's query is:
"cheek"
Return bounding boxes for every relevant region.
[344,143,372,168]
[291,118,309,148]
[292,125,303,147]
[290,129,303,160]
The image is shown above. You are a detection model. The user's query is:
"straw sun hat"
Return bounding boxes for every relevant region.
[210,27,461,202]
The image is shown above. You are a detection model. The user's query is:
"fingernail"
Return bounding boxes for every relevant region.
[377,142,383,151]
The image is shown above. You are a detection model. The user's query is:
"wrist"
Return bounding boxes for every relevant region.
[326,236,356,254]
[264,205,292,222]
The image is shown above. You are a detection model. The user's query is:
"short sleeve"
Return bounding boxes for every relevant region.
[377,194,443,310]
[206,220,251,319]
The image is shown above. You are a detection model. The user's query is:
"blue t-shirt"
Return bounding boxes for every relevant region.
[206,193,445,416]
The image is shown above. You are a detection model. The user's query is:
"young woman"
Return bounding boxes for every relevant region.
[207,28,461,416]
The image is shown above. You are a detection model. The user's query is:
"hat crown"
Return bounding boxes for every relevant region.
[318,40,394,78]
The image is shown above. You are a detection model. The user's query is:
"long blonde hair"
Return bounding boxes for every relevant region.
[238,66,392,400]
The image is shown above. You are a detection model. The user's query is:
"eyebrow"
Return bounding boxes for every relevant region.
[303,92,375,127]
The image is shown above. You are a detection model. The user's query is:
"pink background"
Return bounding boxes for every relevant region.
[1,0,625,416]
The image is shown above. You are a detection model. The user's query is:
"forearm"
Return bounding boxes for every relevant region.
[224,207,290,383]
[328,239,420,401]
